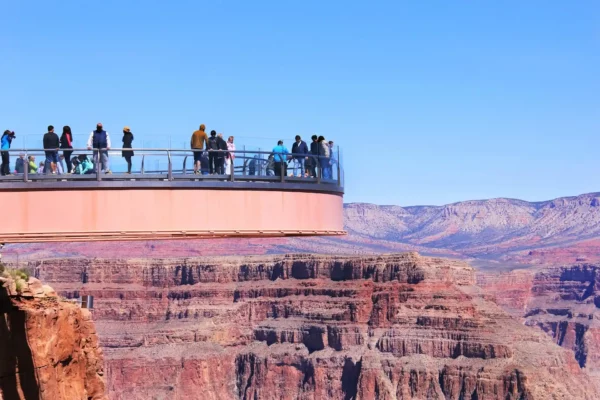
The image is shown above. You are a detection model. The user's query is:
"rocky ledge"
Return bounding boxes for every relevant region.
[0,274,106,400]
[25,253,600,399]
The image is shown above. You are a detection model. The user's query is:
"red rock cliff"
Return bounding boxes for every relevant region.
[479,263,600,377]
[0,275,106,400]
[29,253,599,399]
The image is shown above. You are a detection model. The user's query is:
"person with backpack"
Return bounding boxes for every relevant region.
[60,126,74,174]
[86,122,112,174]
[190,124,208,175]
[272,140,289,177]
[43,125,60,174]
[207,130,219,174]
[1,130,15,176]
[122,126,134,174]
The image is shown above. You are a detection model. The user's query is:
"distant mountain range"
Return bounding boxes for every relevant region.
[280,192,600,267]
[6,192,600,268]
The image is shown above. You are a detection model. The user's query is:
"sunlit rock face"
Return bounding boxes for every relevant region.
[0,276,106,400]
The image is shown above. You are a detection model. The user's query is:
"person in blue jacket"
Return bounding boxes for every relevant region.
[272,140,289,177]
[1,130,16,176]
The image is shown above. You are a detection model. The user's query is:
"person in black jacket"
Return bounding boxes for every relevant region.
[308,135,319,178]
[216,133,228,175]
[207,130,219,174]
[122,126,134,174]
[60,126,74,173]
[43,125,60,174]
[291,135,309,177]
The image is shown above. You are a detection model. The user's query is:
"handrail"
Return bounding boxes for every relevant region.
[0,147,342,188]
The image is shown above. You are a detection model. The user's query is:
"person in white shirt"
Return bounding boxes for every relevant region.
[225,136,236,175]
[86,122,112,174]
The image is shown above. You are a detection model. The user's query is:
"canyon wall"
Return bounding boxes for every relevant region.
[478,263,600,377]
[0,275,106,400]
[24,253,600,399]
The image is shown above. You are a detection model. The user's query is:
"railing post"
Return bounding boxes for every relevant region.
[337,146,341,187]
[96,149,101,182]
[280,156,285,183]
[316,156,321,184]
[167,150,173,181]
[141,155,145,174]
[229,153,235,182]
[23,151,28,182]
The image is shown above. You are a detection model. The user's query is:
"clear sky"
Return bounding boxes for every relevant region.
[1,1,598,205]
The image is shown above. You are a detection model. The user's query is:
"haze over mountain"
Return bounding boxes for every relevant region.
[5,192,600,268]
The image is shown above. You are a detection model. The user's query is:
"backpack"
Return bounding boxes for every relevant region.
[208,136,218,150]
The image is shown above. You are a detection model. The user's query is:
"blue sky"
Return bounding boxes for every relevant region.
[1,1,598,205]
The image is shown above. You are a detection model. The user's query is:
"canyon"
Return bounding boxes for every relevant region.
[3,191,600,398]
[19,253,600,399]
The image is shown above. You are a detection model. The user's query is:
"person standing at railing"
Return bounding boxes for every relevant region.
[317,135,331,179]
[122,126,134,174]
[309,135,319,178]
[207,130,218,174]
[43,125,60,175]
[291,135,308,178]
[14,153,25,174]
[57,154,66,175]
[1,130,15,176]
[87,123,112,174]
[328,140,336,179]
[272,140,290,177]
[28,156,38,174]
[60,126,74,174]
[225,136,235,175]
[190,124,209,175]
[216,133,227,175]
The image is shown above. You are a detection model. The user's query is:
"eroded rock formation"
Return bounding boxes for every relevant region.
[24,253,599,399]
[0,275,106,400]
[479,263,600,377]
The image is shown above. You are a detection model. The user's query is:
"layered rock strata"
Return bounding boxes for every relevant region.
[479,263,600,376]
[0,275,106,400]
[27,253,599,399]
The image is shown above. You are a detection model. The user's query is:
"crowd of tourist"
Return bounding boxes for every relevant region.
[0,123,133,176]
[0,124,337,179]
[190,125,336,178]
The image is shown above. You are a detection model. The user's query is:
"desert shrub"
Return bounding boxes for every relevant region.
[15,279,22,293]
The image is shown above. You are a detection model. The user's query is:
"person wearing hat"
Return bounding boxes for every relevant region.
[122,126,134,174]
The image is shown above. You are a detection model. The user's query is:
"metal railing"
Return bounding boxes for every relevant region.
[0,148,343,188]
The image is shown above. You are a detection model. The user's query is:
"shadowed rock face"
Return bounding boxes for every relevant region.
[0,277,106,400]
[24,253,600,399]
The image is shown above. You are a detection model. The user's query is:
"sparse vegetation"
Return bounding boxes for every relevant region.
[15,279,22,293]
